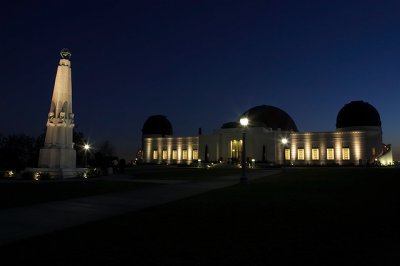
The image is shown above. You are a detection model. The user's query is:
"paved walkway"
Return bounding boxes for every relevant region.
[0,170,279,246]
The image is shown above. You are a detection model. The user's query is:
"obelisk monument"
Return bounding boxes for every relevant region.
[38,48,76,171]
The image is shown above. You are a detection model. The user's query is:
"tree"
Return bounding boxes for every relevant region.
[0,134,37,171]
[94,140,117,170]
[0,130,91,170]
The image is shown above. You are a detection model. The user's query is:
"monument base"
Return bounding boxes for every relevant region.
[25,168,88,179]
[38,148,76,168]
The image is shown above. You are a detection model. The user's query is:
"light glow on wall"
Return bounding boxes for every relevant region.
[144,138,153,162]
[143,136,198,164]
[351,132,362,162]
[188,145,193,163]
[290,136,297,163]
[304,133,311,161]
[167,138,173,164]
[157,138,163,163]
[335,137,342,164]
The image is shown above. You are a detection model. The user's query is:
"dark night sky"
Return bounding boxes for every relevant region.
[1,0,400,160]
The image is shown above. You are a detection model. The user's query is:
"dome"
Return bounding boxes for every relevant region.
[241,105,298,131]
[142,115,173,136]
[221,121,240,129]
[336,101,381,129]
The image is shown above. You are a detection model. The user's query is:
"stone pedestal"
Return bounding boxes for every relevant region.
[38,148,76,168]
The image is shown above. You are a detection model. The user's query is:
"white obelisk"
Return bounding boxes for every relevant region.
[38,48,76,169]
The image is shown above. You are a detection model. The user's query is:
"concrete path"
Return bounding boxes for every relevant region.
[0,170,279,246]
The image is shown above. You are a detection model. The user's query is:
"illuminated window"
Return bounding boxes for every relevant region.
[193,149,198,160]
[342,148,350,160]
[312,148,319,160]
[182,150,188,160]
[297,149,304,160]
[285,148,291,160]
[162,150,168,160]
[327,148,334,160]
[153,150,158,160]
[172,150,177,160]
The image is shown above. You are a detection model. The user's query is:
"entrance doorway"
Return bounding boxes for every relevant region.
[230,139,242,163]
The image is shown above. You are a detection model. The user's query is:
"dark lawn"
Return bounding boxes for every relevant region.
[124,165,249,180]
[0,166,255,209]
[1,167,400,265]
[0,179,156,209]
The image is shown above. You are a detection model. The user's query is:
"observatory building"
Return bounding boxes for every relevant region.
[141,101,393,166]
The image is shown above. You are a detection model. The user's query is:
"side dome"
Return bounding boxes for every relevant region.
[142,115,173,136]
[336,101,381,129]
[221,121,240,129]
[242,105,298,131]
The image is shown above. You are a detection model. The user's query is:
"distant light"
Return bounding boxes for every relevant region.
[240,117,249,127]
[34,172,40,181]
[84,144,90,151]
[281,138,288,145]
[251,159,255,162]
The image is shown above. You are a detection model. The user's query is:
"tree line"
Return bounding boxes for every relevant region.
[0,131,120,171]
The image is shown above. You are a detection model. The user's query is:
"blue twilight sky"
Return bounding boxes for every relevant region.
[1,0,400,160]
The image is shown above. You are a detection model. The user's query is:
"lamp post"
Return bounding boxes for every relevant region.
[281,138,288,172]
[240,117,249,184]
[84,144,90,167]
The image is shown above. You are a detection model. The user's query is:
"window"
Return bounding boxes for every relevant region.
[153,150,158,160]
[193,149,198,160]
[182,150,188,160]
[342,148,350,160]
[312,148,319,160]
[372,147,376,156]
[162,150,168,160]
[285,148,291,160]
[172,150,177,160]
[327,148,334,160]
[297,149,304,160]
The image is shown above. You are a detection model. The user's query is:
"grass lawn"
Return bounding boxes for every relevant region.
[0,166,260,209]
[0,179,156,209]
[1,167,400,265]
[124,165,262,180]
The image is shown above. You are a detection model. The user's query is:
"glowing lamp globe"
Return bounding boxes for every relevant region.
[240,117,249,127]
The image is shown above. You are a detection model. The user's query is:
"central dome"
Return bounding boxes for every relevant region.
[242,105,298,131]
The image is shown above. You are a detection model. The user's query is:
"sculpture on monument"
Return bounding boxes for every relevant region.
[38,48,76,169]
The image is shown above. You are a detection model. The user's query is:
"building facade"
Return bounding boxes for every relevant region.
[142,101,393,166]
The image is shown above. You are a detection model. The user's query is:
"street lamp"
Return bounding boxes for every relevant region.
[240,117,249,184]
[84,144,90,167]
[281,138,288,172]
